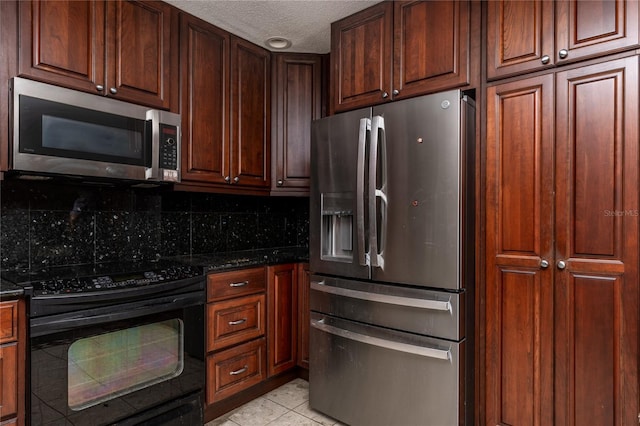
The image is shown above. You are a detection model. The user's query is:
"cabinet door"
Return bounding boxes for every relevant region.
[485,74,555,426]
[230,36,270,188]
[331,1,393,112]
[555,0,639,65]
[271,54,322,194]
[486,0,555,80]
[267,264,297,377]
[296,263,310,370]
[180,13,230,185]
[392,0,469,99]
[107,0,176,109]
[18,0,106,93]
[0,343,18,421]
[554,56,638,426]
[1,1,18,173]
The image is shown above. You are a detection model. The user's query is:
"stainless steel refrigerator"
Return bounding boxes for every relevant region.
[309,90,475,426]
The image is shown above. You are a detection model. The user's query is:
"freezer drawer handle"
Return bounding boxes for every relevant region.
[230,366,248,376]
[311,319,451,361]
[228,318,247,326]
[229,281,249,287]
[311,281,452,312]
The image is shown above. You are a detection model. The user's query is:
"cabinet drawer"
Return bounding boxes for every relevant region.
[207,294,265,352]
[0,301,18,344]
[206,337,266,404]
[207,267,266,302]
[0,343,18,420]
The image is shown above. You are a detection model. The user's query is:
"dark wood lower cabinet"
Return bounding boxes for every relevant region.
[207,294,265,352]
[296,263,310,370]
[205,263,308,422]
[267,264,297,377]
[0,299,25,425]
[206,337,266,405]
[485,55,639,426]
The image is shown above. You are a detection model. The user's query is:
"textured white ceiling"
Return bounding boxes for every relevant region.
[165,0,379,53]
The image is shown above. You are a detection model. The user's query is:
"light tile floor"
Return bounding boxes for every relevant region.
[205,378,344,426]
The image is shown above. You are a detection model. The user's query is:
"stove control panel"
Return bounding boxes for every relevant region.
[33,265,203,295]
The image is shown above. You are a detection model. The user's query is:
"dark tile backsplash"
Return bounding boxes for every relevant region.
[0,180,309,271]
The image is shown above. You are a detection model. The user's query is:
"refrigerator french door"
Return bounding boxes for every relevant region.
[309,90,475,426]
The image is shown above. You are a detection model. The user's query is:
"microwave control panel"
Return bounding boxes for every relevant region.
[159,124,179,170]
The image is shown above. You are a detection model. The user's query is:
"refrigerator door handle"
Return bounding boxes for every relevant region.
[311,317,451,361]
[369,115,387,269]
[311,280,452,312]
[357,118,370,267]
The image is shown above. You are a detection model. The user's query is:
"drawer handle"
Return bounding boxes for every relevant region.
[228,318,247,326]
[230,365,248,376]
[229,281,249,287]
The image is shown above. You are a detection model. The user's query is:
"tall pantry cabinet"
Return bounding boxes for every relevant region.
[485,54,639,426]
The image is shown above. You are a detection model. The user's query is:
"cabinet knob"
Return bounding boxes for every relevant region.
[557,260,567,270]
[109,87,118,94]
[224,176,230,182]
[392,89,399,96]
[277,179,284,186]
[96,85,104,91]
[233,176,240,183]
[541,55,550,65]
[382,91,389,98]
[558,49,569,59]
[540,259,549,269]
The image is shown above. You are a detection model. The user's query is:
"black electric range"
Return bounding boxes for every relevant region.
[2,259,205,317]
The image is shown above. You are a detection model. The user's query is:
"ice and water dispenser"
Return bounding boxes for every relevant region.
[321,193,353,262]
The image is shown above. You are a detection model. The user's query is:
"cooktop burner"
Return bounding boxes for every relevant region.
[2,259,204,296]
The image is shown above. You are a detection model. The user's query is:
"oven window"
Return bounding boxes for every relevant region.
[67,319,184,411]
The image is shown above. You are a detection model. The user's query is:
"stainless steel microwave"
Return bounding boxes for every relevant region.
[10,77,181,183]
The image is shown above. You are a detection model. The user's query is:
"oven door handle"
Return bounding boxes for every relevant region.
[30,292,204,337]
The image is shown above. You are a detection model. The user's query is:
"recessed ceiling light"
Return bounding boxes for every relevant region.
[265,37,292,50]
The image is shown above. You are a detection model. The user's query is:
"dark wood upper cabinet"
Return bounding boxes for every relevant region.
[19,0,177,110]
[106,0,176,109]
[179,19,270,192]
[271,53,322,195]
[392,0,470,100]
[1,0,18,173]
[485,56,639,425]
[180,12,230,185]
[331,0,471,112]
[331,1,393,112]
[487,0,639,80]
[230,36,271,189]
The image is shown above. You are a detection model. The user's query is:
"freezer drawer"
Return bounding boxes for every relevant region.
[309,313,464,426]
[310,275,464,341]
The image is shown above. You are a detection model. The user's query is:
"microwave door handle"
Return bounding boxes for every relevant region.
[145,110,160,181]
[356,118,370,267]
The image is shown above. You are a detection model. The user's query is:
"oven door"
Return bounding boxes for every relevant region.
[29,292,204,426]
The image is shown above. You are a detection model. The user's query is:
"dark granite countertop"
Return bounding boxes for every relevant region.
[168,247,309,273]
[0,247,309,291]
[0,278,25,298]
